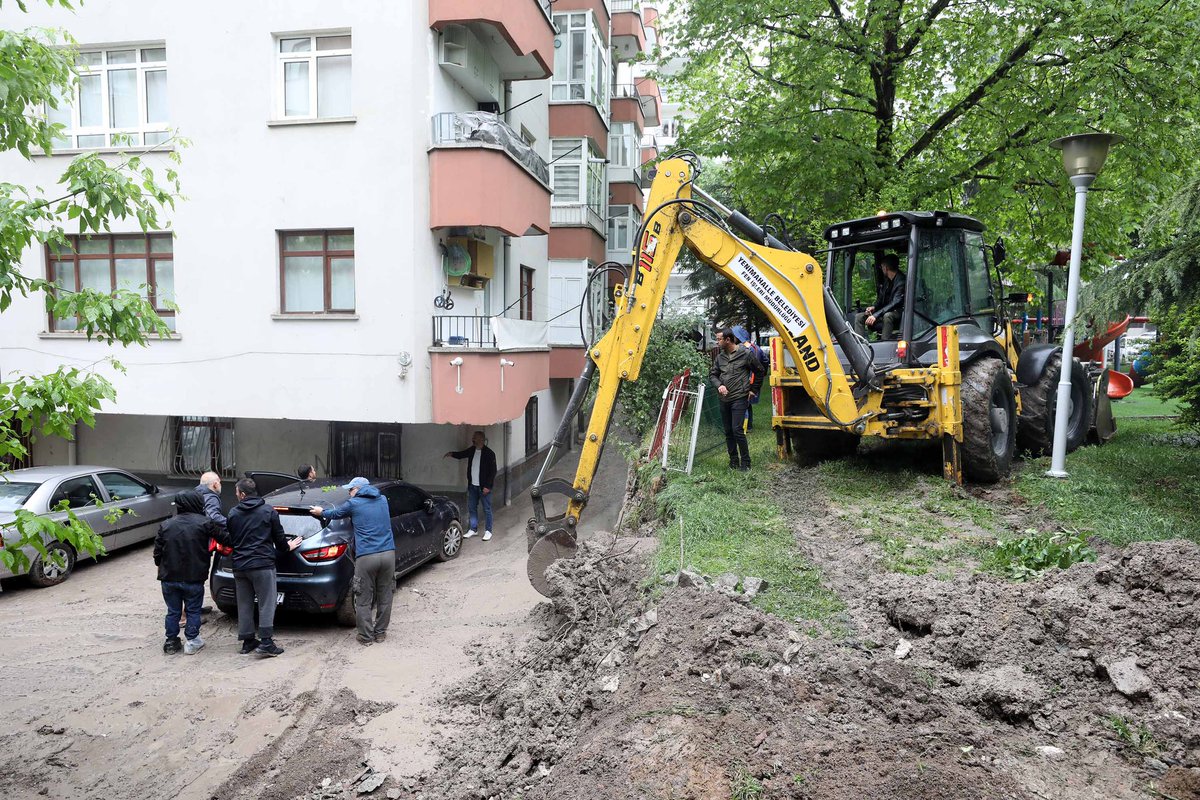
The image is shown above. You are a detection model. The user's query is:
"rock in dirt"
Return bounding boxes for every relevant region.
[599,674,620,693]
[714,572,740,594]
[676,567,705,589]
[629,608,658,634]
[969,665,1046,721]
[742,576,767,598]
[386,790,401,800]
[1104,655,1152,698]
[356,772,386,793]
[1036,745,1065,760]
[894,639,913,660]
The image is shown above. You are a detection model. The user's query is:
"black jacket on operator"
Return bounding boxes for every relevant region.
[212,495,292,572]
[153,490,217,583]
[873,270,907,317]
[449,445,497,490]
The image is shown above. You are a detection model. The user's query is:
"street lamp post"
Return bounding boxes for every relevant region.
[1046,132,1122,478]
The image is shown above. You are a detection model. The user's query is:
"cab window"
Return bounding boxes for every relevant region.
[963,231,995,332]
[913,229,968,337]
[828,247,909,313]
[97,471,150,502]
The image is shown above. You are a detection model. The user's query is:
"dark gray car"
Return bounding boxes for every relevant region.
[0,466,174,586]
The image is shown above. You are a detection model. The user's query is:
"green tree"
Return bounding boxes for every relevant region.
[619,313,711,436]
[1,1,184,576]
[666,0,1200,283]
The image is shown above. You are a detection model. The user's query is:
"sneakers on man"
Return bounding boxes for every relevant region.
[482,530,493,541]
[356,634,374,646]
[255,639,285,657]
[239,638,261,655]
[464,529,479,539]
[183,636,205,655]
[163,636,182,654]
[374,632,386,643]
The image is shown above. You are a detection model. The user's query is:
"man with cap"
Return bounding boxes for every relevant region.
[153,489,218,655]
[309,477,395,645]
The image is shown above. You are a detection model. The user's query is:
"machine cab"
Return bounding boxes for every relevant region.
[824,211,1001,368]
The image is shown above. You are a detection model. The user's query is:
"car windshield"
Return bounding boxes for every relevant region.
[0,482,39,512]
[275,509,325,539]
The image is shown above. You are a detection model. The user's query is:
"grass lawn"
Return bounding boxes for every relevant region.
[638,425,846,627]
[1015,388,1200,547]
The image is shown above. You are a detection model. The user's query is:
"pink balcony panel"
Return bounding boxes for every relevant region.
[429,0,556,79]
[549,103,609,158]
[644,6,660,27]
[550,346,587,380]
[430,149,551,236]
[634,77,662,126]
[431,350,550,425]
[612,9,647,61]
[553,0,610,36]
[610,96,645,133]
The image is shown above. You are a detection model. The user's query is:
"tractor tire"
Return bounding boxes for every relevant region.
[787,428,861,462]
[1016,353,1092,456]
[961,357,1017,483]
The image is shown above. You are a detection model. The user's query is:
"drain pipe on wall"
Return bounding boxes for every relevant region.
[501,232,513,506]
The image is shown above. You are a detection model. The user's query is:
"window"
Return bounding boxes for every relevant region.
[277,33,352,119]
[45,46,168,150]
[46,234,175,332]
[552,12,609,110]
[550,138,607,224]
[607,205,636,253]
[278,230,355,313]
[913,229,968,337]
[963,232,996,332]
[332,423,402,480]
[172,417,236,478]
[383,485,426,516]
[525,396,539,456]
[608,122,638,169]
[50,475,102,510]
[97,472,150,502]
[520,266,534,321]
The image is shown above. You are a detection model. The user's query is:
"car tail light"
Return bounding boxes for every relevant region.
[896,339,908,360]
[213,542,233,556]
[299,543,347,563]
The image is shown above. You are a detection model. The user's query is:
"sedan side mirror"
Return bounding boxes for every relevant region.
[424,498,435,514]
[150,484,161,494]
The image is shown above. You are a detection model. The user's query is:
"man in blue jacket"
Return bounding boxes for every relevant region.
[309,477,395,645]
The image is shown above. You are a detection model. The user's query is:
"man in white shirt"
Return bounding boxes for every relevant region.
[443,431,497,541]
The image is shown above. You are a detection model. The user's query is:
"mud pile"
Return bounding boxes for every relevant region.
[419,538,1200,800]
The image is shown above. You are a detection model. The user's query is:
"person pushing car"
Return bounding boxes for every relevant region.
[308,477,395,646]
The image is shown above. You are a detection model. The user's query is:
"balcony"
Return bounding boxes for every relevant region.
[430,315,550,425]
[611,0,648,62]
[429,112,551,236]
[430,0,556,80]
[552,203,606,234]
[611,83,646,133]
[634,77,662,127]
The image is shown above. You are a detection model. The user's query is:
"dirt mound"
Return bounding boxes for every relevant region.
[871,539,1200,767]
[417,533,1200,800]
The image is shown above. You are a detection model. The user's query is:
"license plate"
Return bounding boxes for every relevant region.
[276,592,285,605]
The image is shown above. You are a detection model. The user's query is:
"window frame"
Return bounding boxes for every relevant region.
[551,12,609,112]
[608,122,638,169]
[274,32,353,121]
[277,229,356,314]
[45,233,175,332]
[44,45,169,151]
[607,204,637,253]
[550,137,607,222]
[520,266,535,321]
[525,395,539,457]
[172,416,236,478]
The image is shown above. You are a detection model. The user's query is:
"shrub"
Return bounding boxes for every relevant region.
[1149,302,1200,430]
[981,529,1096,581]
[616,312,710,436]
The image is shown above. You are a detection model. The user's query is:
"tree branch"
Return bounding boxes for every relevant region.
[899,0,952,58]
[896,21,1049,170]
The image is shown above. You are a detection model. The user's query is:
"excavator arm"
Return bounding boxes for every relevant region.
[526,157,878,595]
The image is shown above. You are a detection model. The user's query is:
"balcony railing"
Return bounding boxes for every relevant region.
[612,82,642,101]
[431,111,550,187]
[552,203,606,232]
[611,0,641,12]
[432,315,496,349]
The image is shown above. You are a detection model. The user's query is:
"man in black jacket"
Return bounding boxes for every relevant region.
[853,254,906,339]
[711,326,767,471]
[443,431,497,541]
[154,490,218,655]
[211,478,302,657]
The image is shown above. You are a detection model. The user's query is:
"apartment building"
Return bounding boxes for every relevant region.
[0,1,662,499]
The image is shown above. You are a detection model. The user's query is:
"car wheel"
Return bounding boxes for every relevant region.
[437,520,464,562]
[215,603,239,618]
[334,587,357,627]
[28,541,76,588]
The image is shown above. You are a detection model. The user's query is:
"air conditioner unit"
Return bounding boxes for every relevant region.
[437,25,502,104]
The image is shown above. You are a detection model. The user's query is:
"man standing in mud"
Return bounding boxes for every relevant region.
[711,326,765,471]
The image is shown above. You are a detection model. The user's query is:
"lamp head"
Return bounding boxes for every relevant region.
[449,356,464,367]
[1050,132,1123,178]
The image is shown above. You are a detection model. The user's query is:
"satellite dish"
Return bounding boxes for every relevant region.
[443,242,472,277]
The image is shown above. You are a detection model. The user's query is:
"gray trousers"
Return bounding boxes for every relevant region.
[233,568,277,641]
[354,550,396,640]
[852,309,900,339]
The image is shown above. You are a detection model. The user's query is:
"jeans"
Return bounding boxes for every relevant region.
[467,484,493,532]
[720,397,751,467]
[233,568,278,641]
[353,549,396,640]
[162,581,205,640]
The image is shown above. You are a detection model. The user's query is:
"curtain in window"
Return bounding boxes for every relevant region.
[316,55,351,117]
[284,256,323,311]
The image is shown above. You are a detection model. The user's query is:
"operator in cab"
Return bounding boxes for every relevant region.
[852,253,906,340]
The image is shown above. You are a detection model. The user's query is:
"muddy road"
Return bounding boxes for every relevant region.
[0,447,627,800]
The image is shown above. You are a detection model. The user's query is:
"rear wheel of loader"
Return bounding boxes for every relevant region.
[786,428,861,462]
[1016,353,1092,455]
[961,357,1017,483]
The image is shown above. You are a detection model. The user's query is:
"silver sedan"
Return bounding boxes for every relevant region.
[0,466,176,587]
